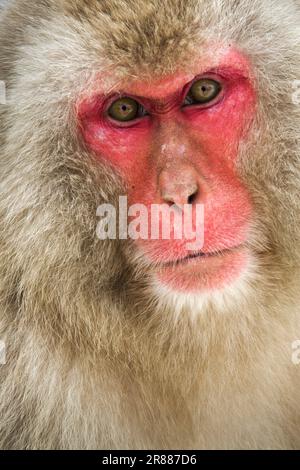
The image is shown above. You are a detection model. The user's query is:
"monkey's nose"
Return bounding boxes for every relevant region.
[158,165,200,208]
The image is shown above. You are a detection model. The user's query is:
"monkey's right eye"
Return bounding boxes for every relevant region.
[108,97,146,122]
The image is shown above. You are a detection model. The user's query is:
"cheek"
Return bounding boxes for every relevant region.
[184,81,256,170]
[78,96,153,187]
[80,116,151,177]
[79,114,159,207]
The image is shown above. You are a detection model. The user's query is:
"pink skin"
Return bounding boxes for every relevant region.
[78,46,256,292]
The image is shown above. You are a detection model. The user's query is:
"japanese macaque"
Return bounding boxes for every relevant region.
[0,0,300,450]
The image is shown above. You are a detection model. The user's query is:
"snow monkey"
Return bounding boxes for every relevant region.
[1,0,300,449]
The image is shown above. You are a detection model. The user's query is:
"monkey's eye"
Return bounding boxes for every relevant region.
[107,97,147,122]
[184,78,222,106]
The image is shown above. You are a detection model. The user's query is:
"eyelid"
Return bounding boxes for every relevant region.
[106,114,151,129]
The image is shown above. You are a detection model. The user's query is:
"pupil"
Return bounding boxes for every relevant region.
[121,105,127,112]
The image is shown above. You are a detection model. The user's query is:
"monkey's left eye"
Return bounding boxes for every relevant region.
[107,97,148,122]
[184,78,222,106]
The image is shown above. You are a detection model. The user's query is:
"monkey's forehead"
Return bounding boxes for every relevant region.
[77,46,252,104]
[62,0,207,70]
[60,0,236,73]
[44,0,272,77]
[2,0,300,109]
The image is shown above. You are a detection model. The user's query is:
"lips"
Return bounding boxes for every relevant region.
[158,245,243,267]
[153,245,249,293]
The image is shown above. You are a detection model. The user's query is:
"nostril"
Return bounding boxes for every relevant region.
[164,197,177,207]
[186,182,199,204]
[187,190,198,205]
[167,200,175,208]
[159,168,201,206]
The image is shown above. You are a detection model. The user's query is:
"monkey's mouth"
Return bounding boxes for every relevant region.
[160,245,243,268]
[153,245,248,292]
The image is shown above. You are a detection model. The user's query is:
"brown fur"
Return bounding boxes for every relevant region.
[1,0,300,449]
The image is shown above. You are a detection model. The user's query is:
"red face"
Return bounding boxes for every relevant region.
[78,46,256,293]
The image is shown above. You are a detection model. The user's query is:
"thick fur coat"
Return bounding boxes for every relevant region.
[0,0,300,449]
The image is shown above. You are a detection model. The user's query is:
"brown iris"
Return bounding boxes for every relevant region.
[108,97,139,122]
[187,78,222,104]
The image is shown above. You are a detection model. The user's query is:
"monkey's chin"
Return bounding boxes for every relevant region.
[154,247,249,294]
